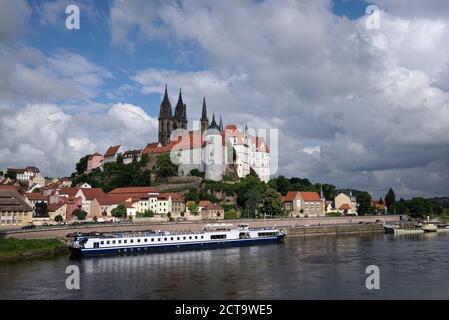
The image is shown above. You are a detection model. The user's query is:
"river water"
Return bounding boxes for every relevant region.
[1,232,449,299]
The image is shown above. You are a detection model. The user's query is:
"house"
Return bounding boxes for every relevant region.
[282,191,325,217]
[86,153,103,172]
[63,197,83,221]
[75,188,106,219]
[7,166,40,182]
[59,177,72,188]
[76,182,92,188]
[102,145,122,166]
[48,203,67,221]
[169,193,185,218]
[335,192,358,216]
[24,192,48,209]
[199,200,224,220]
[372,199,387,215]
[29,174,46,188]
[122,149,142,164]
[0,189,33,228]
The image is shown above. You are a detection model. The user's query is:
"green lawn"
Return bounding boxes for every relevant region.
[0,238,67,258]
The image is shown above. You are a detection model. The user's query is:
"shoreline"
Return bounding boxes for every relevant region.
[0,224,387,262]
[0,238,69,263]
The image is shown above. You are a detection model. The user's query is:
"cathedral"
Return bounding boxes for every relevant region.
[155,86,270,182]
[158,85,223,146]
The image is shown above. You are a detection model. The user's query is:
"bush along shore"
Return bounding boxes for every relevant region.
[0,238,69,262]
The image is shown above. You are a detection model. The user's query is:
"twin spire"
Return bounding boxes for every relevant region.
[160,85,223,132]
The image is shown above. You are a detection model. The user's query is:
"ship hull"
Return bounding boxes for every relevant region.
[69,234,285,257]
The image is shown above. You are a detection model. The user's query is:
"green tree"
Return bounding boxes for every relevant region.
[187,202,199,216]
[4,171,17,180]
[260,188,283,217]
[54,215,63,223]
[356,191,373,215]
[155,153,179,178]
[243,189,263,218]
[185,188,200,202]
[111,204,127,218]
[73,209,87,221]
[396,198,409,215]
[189,168,204,178]
[140,154,149,166]
[385,188,396,214]
[75,155,89,175]
[116,153,124,164]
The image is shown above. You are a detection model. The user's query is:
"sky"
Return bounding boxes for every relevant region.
[1,0,449,199]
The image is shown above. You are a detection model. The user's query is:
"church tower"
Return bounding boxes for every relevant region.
[174,89,188,131]
[200,97,209,133]
[158,85,173,146]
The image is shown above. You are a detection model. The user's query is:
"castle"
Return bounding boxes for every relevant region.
[92,86,271,182]
[155,86,270,182]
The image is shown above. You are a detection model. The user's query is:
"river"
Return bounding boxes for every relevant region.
[1,232,449,299]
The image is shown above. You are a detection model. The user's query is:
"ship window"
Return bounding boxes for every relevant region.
[183,236,186,240]
[211,234,227,239]
[112,240,116,244]
[195,236,198,239]
[124,240,127,243]
[118,240,121,244]
[137,239,140,243]
[151,238,154,242]
[201,236,204,239]
[144,238,147,242]
[177,237,180,240]
[170,237,173,241]
[164,238,167,241]
[258,232,277,237]
[158,238,161,242]
[100,241,104,245]
[189,236,192,239]
[106,241,110,245]
[130,239,134,243]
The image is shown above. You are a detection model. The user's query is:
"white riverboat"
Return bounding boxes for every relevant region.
[68,223,286,257]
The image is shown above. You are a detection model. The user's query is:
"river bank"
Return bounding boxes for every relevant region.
[0,238,69,262]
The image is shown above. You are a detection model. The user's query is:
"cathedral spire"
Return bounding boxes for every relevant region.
[174,88,184,120]
[219,115,223,132]
[201,97,208,121]
[159,84,172,119]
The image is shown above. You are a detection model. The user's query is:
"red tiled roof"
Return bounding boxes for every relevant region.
[96,195,131,206]
[0,185,19,192]
[48,203,65,212]
[299,192,321,201]
[25,193,48,201]
[166,192,184,202]
[225,124,238,130]
[141,141,178,154]
[202,201,223,210]
[283,191,298,202]
[104,145,121,158]
[339,203,351,210]
[79,188,106,200]
[58,188,79,197]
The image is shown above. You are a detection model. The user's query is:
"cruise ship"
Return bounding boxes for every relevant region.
[68,224,286,257]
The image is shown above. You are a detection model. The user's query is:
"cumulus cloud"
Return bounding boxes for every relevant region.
[112,0,449,197]
[0,103,157,177]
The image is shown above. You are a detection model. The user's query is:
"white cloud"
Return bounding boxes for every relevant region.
[112,0,449,198]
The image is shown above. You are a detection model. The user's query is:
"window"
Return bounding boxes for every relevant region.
[177,237,180,240]
[130,239,134,243]
[101,241,104,245]
[195,236,198,239]
[144,238,148,242]
[124,240,127,243]
[211,234,227,239]
[151,238,154,242]
[170,237,173,241]
[201,236,204,239]
[183,236,186,240]
[189,236,192,239]
[118,240,121,244]
[112,240,116,244]
[106,241,110,245]
[258,232,277,237]
[164,238,167,241]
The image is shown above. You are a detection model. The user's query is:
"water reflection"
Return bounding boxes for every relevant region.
[1,233,449,299]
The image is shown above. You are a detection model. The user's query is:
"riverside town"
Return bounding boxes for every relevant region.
[1,0,449,307]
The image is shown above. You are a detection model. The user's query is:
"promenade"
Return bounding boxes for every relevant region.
[1,215,404,239]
